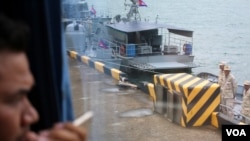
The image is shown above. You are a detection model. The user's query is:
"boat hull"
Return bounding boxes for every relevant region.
[119,54,196,73]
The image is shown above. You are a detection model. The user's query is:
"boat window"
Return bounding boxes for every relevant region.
[151,35,162,46]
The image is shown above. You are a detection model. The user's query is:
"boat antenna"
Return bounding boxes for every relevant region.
[155,15,159,24]
[124,0,126,10]
[125,0,141,22]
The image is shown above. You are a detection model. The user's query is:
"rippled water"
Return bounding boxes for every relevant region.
[86,0,250,84]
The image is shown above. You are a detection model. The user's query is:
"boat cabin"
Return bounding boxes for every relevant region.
[62,0,90,19]
[106,21,194,57]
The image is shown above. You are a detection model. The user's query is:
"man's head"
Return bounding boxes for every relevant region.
[223,65,231,76]
[244,80,250,91]
[219,61,226,70]
[0,15,39,141]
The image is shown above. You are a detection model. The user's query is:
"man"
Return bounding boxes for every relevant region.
[220,65,237,117]
[218,61,226,86]
[0,15,86,141]
[241,80,250,124]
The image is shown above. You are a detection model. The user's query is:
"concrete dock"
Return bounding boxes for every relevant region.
[68,58,221,141]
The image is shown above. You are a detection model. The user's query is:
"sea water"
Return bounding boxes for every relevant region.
[87,0,250,84]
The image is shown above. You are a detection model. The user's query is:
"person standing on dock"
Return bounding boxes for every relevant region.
[218,61,227,86]
[241,80,250,124]
[220,65,238,117]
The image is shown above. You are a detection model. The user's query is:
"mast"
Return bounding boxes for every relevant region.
[124,0,141,22]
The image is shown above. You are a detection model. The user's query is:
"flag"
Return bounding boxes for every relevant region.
[138,0,147,7]
[98,39,108,49]
[90,5,96,15]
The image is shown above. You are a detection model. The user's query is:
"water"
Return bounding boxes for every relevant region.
[86,0,250,84]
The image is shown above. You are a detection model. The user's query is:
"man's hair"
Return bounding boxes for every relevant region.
[0,14,29,52]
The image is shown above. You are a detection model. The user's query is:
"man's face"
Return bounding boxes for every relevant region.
[224,70,230,76]
[0,51,39,141]
[244,85,250,91]
[219,65,224,70]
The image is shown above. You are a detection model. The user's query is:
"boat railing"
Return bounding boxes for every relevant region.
[106,40,155,57]
[90,38,118,58]
[97,37,194,58]
[163,37,192,55]
[220,103,250,124]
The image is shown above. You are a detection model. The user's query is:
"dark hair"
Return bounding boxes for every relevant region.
[0,14,29,52]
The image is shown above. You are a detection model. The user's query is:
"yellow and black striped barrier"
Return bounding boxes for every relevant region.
[211,112,246,128]
[154,73,221,127]
[67,50,127,81]
[137,81,156,103]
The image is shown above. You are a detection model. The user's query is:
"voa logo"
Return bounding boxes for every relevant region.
[226,129,246,136]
